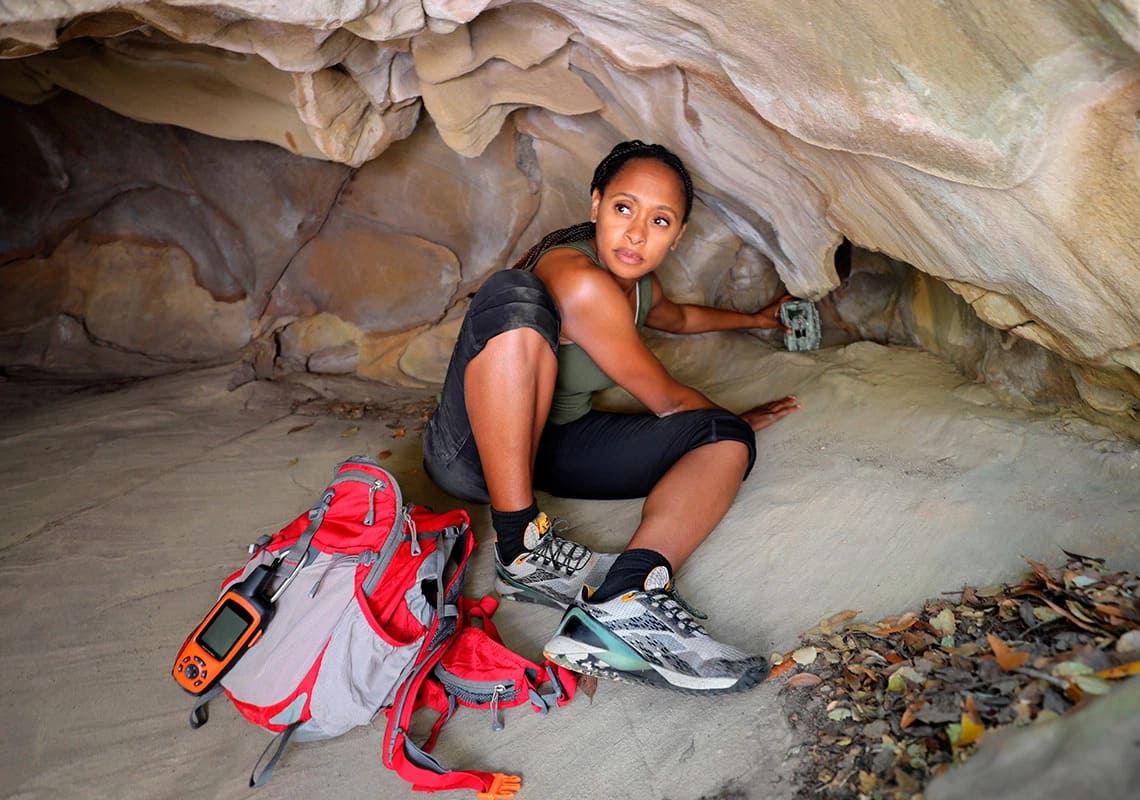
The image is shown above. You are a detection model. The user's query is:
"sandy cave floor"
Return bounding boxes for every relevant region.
[0,333,1137,800]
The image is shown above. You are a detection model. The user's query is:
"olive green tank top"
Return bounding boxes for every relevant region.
[528,239,653,425]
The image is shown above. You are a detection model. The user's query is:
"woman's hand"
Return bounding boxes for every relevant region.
[740,395,801,432]
[750,294,794,332]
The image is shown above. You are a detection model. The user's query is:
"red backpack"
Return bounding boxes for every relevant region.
[176,456,575,797]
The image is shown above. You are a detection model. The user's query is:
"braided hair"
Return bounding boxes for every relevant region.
[511,140,694,271]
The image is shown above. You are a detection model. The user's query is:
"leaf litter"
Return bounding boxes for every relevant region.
[777,553,1140,799]
[290,397,437,437]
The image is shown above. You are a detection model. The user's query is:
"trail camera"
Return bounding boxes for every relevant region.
[779,300,821,351]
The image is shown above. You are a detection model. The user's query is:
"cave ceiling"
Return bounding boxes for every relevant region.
[1,1,1137,404]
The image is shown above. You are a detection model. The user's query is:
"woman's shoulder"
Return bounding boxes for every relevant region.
[535,247,621,306]
[534,243,599,280]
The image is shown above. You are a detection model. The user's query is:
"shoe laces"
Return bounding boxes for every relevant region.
[646,587,710,635]
[530,521,592,575]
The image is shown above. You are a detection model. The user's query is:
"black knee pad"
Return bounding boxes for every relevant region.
[467,270,560,354]
[703,410,758,480]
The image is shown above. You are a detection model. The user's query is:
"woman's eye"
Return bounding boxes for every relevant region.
[653,216,671,228]
[614,202,630,215]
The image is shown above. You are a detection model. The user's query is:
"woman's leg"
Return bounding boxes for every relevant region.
[626,439,750,568]
[535,407,755,580]
[464,326,557,511]
[423,270,559,504]
[539,409,769,694]
[422,270,614,609]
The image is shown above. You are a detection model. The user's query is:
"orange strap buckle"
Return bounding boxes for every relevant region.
[476,773,522,800]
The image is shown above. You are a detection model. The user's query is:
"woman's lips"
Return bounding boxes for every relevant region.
[614,248,643,266]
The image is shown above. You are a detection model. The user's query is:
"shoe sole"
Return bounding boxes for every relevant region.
[493,570,570,611]
[543,630,769,696]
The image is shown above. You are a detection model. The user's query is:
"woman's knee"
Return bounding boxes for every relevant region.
[698,410,758,479]
[467,270,560,353]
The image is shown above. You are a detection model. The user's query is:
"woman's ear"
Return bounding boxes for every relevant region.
[590,188,601,223]
[669,222,689,251]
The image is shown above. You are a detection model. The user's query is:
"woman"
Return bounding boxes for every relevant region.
[423,140,799,694]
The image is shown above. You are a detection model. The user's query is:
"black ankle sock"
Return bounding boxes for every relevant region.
[491,501,539,563]
[590,548,672,603]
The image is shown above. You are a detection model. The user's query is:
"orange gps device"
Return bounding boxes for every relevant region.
[173,563,278,695]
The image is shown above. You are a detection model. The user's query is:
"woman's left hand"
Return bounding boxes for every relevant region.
[740,395,801,432]
[750,294,794,332]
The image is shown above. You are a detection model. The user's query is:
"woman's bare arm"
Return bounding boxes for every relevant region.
[645,275,790,335]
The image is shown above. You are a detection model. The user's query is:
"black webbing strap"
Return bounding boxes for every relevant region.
[189,684,225,729]
[249,722,301,788]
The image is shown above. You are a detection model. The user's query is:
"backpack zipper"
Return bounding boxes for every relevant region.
[490,684,506,732]
[363,478,387,526]
[433,665,518,731]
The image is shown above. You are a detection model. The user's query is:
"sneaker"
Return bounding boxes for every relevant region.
[542,565,769,694]
[494,512,617,610]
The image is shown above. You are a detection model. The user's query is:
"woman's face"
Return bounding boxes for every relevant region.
[590,158,688,281]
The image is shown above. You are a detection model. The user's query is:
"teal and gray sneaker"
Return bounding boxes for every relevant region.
[542,565,769,694]
[494,512,617,610]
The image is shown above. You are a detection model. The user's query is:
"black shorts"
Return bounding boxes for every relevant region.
[422,270,757,503]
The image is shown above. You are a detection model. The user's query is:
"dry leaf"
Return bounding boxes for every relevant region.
[578,674,598,702]
[340,425,360,437]
[392,428,406,438]
[1097,660,1140,680]
[986,633,1030,671]
[287,422,315,435]
[769,656,797,679]
[858,771,878,794]
[953,712,985,747]
[793,646,819,666]
[287,457,299,467]
[870,612,919,637]
[929,608,956,637]
[900,703,921,729]
[376,450,393,460]
[1072,674,1111,695]
[786,672,823,688]
[805,609,860,635]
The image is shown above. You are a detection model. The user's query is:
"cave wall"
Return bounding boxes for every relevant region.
[0,1,1137,420]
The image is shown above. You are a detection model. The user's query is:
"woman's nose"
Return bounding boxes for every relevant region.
[625,219,646,245]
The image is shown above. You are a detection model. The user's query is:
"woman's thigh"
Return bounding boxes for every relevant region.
[422,270,559,503]
[534,408,756,500]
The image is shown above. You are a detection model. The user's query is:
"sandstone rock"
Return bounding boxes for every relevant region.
[277,313,363,375]
[399,299,467,384]
[980,333,1080,410]
[293,67,422,166]
[266,214,460,335]
[412,4,574,84]
[0,232,249,377]
[423,0,501,26]
[712,246,786,317]
[357,325,432,386]
[927,679,1140,800]
[417,44,602,156]
[126,4,361,72]
[334,117,538,288]
[1071,366,1140,415]
[1,94,348,308]
[344,0,426,41]
[510,109,612,264]
[0,0,1136,424]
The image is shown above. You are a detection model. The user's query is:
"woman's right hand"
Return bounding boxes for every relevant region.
[740,396,801,432]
